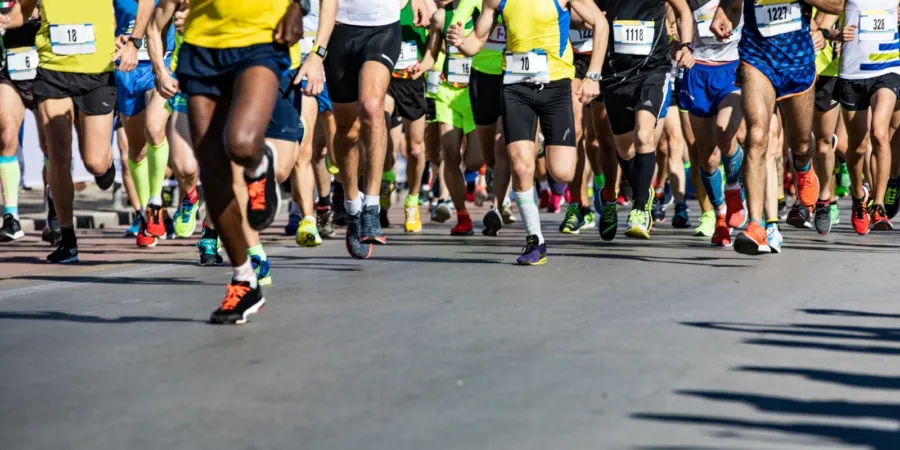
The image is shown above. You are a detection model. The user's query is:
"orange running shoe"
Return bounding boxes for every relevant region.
[870,204,893,231]
[450,211,474,236]
[724,187,747,228]
[144,204,166,237]
[209,280,265,325]
[136,217,158,248]
[711,214,732,247]
[851,198,870,235]
[795,168,819,207]
[734,221,770,255]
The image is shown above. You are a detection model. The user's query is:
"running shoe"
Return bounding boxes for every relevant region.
[360,205,387,244]
[539,189,551,210]
[145,204,166,237]
[813,201,831,236]
[672,201,691,229]
[830,202,840,225]
[766,222,783,254]
[870,204,893,231]
[500,201,517,224]
[380,208,390,228]
[693,210,715,237]
[474,185,488,207]
[317,204,336,238]
[251,254,272,286]
[136,216,158,248]
[95,162,116,191]
[598,199,618,241]
[734,221,770,255]
[777,198,788,220]
[0,214,24,242]
[625,209,650,239]
[651,194,666,223]
[244,144,279,231]
[711,214,732,247]
[786,203,812,229]
[450,213,474,236]
[559,204,586,234]
[346,212,373,259]
[431,200,452,223]
[164,215,176,240]
[285,212,301,236]
[582,207,596,229]
[483,208,503,236]
[296,217,323,247]
[724,186,747,228]
[47,239,79,264]
[548,193,563,213]
[174,195,200,238]
[835,162,850,198]
[516,235,547,266]
[380,180,394,228]
[125,214,141,237]
[884,177,900,219]
[404,205,423,233]
[197,237,224,266]
[851,197,870,235]
[208,280,265,325]
[795,167,819,207]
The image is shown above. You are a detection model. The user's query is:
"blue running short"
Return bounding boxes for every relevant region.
[300,79,333,113]
[739,30,816,100]
[115,60,169,116]
[175,43,292,98]
[679,61,740,118]
[660,80,673,120]
[266,69,304,143]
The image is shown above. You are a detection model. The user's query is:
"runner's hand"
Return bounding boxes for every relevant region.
[577,79,600,104]
[811,29,826,52]
[174,8,188,34]
[710,7,733,41]
[0,14,9,34]
[156,73,179,100]
[407,60,430,80]
[113,40,140,72]
[411,0,434,27]
[447,21,465,48]
[675,47,694,69]
[841,25,856,42]
[115,35,128,51]
[275,1,303,45]
[296,55,324,96]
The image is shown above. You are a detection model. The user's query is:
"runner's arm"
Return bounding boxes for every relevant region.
[295,0,336,93]
[805,0,842,15]
[666,0,695,68]
[449,0,500,56]
[410,8,446,77]
[570,0,608,75]
[2,0,36,29]
[147,0,181,99]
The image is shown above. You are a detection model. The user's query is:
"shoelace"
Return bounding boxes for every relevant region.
[150,207,162,225]
[221,284,251,311]
[317,210,329,229]
[247,179,267,211]
[179,198,194,223]
[854,202,866,219]
[797,172,814,192]
[405,206,417,223]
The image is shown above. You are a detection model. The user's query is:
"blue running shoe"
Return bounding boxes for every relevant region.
[285,212,301,236]
[125,214,141,237]
[251,254,272,286]
[672,201,691,229]
[516,235,547,265]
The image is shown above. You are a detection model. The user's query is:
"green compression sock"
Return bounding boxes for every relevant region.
[0,155,21,217]
[128,155,150,208]
[147,138,170,206]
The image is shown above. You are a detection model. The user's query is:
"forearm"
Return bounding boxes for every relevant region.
[132,0,155,38]
[147,10,168,75]
[586,18,608,73]
[806,0,843,15]
[314,0,337,49]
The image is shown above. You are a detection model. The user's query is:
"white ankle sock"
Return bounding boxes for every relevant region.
[232,260,258,288]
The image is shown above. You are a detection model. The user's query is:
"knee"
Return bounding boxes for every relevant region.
[145,121,167,145]
[635,128,656,153]
[0,123,18,154]
[815,136,833,157]
[704,149,722,173]
[872,128,891,151]
[510,159,534,183]
[358,97,385,124]
[548,164,575,184]
[746,126,769,157]
[226,128,265,166]
[82,151,111,175]
[408,140,425,160]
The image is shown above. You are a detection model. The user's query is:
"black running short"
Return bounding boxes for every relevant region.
[425,97,437,122]
[502,79,575,147]
[0,68,35,110]
[815,75,839,112]
[388,76,426,121]
[325,22,402,104]
[835,73,900,112]
[601,68,671,135]
[469,68,503,126]
[33,69,117,116]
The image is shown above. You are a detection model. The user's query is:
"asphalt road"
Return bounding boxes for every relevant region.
[2,202,899,450]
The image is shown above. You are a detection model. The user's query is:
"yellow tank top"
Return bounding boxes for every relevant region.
[185,0,291,49]
[499,0,574,81]
[36,0,116,73]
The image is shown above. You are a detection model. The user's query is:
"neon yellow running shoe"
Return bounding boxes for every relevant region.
[625,209,651,239]
[404,206,423,233]
[693,210,716,237]
[296,217,323,247]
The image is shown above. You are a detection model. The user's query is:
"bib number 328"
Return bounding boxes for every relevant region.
[859,10,898,41]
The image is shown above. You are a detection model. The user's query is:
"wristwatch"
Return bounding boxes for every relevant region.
[312,44,327,59]
[129,36,144,49]
[681,42,694,53]
[585,71,602,82]
[819,28,832,40]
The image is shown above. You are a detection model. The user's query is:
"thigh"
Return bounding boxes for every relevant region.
[0,83,26,146]
[537,82,575,147]
[502,84,538,145]
[76,110,115,159]
[359,60,392,107]
[778,87,814,150]
[38,98,76,157]
[740,64,777,147]
[229,66,282,143]
[325,25,364,103]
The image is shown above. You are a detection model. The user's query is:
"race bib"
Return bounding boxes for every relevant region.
[485,25,507,51]
[694,0,720,40]
[753,0,801,37]
[426,70,442,94]
[49,24,96,55]
[503,50,550,84]
[569,29,593,54]
[395,41,418,71]
[5,46,38,81]
[859,10,898,41]
[613,20,654,55]
[446,46,471,85]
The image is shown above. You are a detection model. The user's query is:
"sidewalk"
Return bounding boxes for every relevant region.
[5,183,131,232]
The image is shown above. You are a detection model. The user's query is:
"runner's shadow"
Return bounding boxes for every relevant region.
[800,308,900,319]
[0,311,205,324]
[8,275,209,285]
[735,366,900,390]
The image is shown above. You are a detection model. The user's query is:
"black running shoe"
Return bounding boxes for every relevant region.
[209,280,266,325]
[813,201,831,235]
[360,205,386,244]
[786,202,811,229]
[651,195,666,223]
[244,144,279,231]
[47,239,79,264]
[598,199,618,241]
[884,177,900,219]
[345,212,373,259]
[316,205,336,238]
[483,207,503,236]
[0,214,24,242]
[671,201,691,229]
[95,162,116,191]
[380,208,390,228]
[777,198,788,220]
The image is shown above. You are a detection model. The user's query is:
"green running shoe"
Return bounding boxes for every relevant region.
[582,208,596,229]
[174,198,200,238]
[835,162,850,198]
[599,201,618,241]
[694,210,716,237]
[559,204,585,234]
[625,209,651,239]
[830,202,840,225]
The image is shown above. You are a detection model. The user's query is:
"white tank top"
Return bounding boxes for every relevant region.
[337,0,400,26]
[840,0,900,80]
[691,0,741,62]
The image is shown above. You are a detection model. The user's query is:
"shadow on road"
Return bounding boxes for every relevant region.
[7,275,209,285]
[0,310,206,324]
[633,308,900,449]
